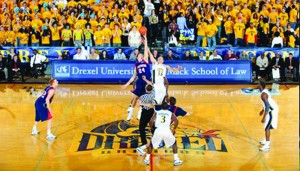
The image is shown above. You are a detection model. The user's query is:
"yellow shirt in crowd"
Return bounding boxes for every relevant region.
[94,30,104,45]
[234,22,245,39]
[205,23,218,37]
[245,27,257,43]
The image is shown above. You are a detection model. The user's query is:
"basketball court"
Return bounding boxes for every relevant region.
[0,84,298,171]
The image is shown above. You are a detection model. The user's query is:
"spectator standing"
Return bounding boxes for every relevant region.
[121,18,131,47]
[206,19,218,47]
[234,18,245,47]
[128,26,142,48]
[271,32,283,48]
[84,23,93,47]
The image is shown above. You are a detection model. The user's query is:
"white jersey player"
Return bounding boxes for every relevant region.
[148,49,182,104]
[152,62,168,104]
[143,102,183,166]
[257,80,279,152]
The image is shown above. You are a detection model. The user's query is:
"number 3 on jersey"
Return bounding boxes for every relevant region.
[138,68,145,74]
[161,116,166,123]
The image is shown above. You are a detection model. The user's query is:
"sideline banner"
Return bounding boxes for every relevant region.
[165,47,299,60]
[52,60,252,83]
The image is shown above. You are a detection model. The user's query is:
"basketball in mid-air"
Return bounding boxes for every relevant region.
[139,26,147,35]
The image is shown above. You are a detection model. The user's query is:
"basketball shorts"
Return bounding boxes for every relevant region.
[264,110,278,130]
[35,101,52,122]
[132,81,147,97]
[154,84,166,104]
[151,127,175,149]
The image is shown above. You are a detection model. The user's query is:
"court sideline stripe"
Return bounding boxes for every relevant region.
[34,98,74,171]
[227,99,269,171]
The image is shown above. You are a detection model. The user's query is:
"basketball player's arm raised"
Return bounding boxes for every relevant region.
[171,113,178,135]
[45,89,55,114]
[121,68,137,89]
[149,113,157,130]
[165,65,182,73]
[143,33,149,63]
[147,47,157,64]
[260,92,269,123]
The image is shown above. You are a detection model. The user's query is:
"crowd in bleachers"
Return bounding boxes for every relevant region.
[0,0,298,48]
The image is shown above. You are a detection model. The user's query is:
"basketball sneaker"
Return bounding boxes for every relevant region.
[31,129,40,135]
[174,159,183,166]
[136,147,146,156]
[259,144,270,152]
[126,107,133,121]
[144,159,150,165]
[259,139,266,145]
[46,133,56,140]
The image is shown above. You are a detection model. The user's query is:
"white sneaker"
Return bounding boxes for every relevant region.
[31,129,40,135]
[126,107,133,121]
[259,144,270,152]
[144,159,150,165]
[259,140,266,145]
[46,133,56,140]
[137,107,142,120]
[136,147,146,155]
[174,159,183,166]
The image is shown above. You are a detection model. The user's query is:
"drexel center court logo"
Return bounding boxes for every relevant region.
[55,65,70,77]
[70,120,228,155]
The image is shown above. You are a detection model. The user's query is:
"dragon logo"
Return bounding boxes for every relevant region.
[54,65,70,77]
[70,120,228,155]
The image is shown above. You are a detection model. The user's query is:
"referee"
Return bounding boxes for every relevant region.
[138,83,156,149]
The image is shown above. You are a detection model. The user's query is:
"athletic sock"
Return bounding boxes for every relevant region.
[174,154,179,160]
[146,154,150,160]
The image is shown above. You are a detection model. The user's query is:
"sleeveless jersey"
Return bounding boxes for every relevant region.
[135,59,151,81]
[152,63,166,85]
[155,110,173,128]
[260,89,278,111]
[36,86,55,105]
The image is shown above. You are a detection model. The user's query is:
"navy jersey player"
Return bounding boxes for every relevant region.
[122,35,151,121]
[31,78,58,140]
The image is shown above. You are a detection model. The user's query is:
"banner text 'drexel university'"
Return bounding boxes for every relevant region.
[52,60,252,83]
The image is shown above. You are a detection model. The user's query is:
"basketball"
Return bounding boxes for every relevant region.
[139,26,147,35]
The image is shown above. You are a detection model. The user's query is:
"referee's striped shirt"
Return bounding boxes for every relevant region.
[139,89,156,110]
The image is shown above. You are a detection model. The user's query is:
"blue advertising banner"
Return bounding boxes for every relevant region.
[52,60,252,83]
[165,47,299,60]
[179,29,195,41]
[0,46,135,60]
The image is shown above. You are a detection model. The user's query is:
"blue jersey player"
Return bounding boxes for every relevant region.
[122,35,152,121]
[31,78,58,140]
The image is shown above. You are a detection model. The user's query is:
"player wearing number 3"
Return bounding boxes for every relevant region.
[31,78,58,140]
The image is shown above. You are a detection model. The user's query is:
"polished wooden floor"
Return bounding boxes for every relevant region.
[0,84,298,171]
